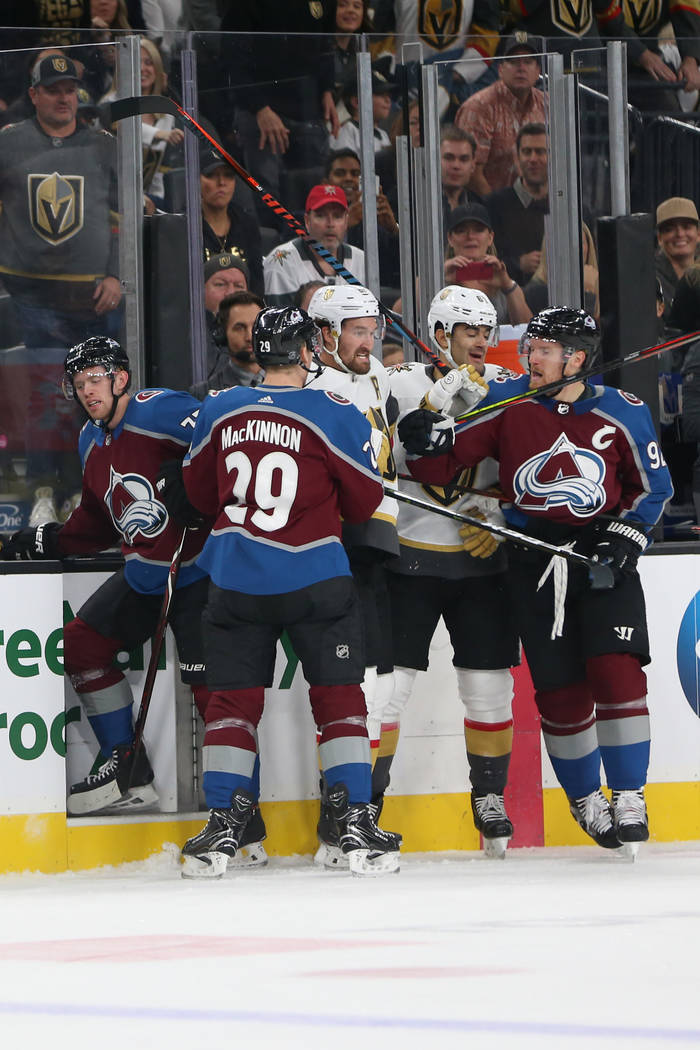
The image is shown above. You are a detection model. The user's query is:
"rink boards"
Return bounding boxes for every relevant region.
[0,551,698,873]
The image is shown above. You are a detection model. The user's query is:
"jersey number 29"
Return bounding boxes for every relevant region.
[224,451,298,532]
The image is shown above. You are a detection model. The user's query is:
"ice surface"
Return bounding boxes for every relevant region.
[1,843,699,1049]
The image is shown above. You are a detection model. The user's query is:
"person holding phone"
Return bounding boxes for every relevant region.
[444,203,532,325]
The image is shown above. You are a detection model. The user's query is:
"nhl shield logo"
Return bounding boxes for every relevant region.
[29,172,84,245]
[336,643,350,659]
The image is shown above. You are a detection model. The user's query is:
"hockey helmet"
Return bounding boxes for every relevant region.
[427,286,499,368]
[252,306,323,368]
[62,336,131,401]
[523,307,600,364]
[307,284,385,373]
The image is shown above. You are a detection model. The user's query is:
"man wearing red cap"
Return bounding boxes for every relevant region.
[263,184,366,307]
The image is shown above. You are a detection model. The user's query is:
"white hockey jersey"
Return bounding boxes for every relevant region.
[264,237,366,308]
[389,360,509,578]
[307,356,399,558]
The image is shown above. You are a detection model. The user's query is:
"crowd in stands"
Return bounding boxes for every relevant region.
[0,0,699,529]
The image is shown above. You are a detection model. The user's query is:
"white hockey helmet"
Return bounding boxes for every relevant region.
[307,284,385,372]
[427,285,499,368]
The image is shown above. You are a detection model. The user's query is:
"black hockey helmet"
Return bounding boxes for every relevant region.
[62,336,131,400]
[524,307,600,362]
[252,306,323,368]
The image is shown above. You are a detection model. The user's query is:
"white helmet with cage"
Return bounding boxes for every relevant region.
[427,285,499,368]
[307,284,386,373]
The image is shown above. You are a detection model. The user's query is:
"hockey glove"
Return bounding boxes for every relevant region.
[458,497,504,559]
[397,408,455,457]
[591,520,648,585]
[421,365,489,415]
[155,459,206,529]
[0,522,62,560]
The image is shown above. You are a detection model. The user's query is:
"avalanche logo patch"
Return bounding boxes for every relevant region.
[324,391,351,405]
[677,591,700,717]
[512,433,606,517]
[104,467,168,544]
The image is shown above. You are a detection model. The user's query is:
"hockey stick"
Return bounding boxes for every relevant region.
[128,525,188,782]
[389,487,615,589]
[454,328,700,424]
[109,94,449,373]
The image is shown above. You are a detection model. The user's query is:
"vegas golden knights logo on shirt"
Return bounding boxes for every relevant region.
[418,0,463,51]
[550,0,593,36]
[622,0,663,34]
[28,172,85,245]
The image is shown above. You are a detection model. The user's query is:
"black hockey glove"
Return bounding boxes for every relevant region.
[397,408,455,457]
[0,522,62,561]
[591,520,648,585]
[155,459,205,529]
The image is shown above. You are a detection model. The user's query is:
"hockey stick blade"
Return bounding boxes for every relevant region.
[390,487,615,584]
[108,95,448,373]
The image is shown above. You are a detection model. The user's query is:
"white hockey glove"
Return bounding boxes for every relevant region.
[397,408,455,458]
[458,496,505,559]
[421,365,489,415]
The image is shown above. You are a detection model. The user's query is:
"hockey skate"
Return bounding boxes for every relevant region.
[611,789,649,860]
[471,792,513,859]
[182,788,257,879]
[326,783,401,876]
[568,788,622,850]
[67,742,158,816]
[227,804,269,869]
[314,794,349,870]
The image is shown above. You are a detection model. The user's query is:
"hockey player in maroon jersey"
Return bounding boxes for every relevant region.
[0,337,267,859]
[180,306,402,878]
[398,308,673,855]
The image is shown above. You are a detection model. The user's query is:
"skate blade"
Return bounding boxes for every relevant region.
[181,851,229,879]
[227,841,269,870]
[483,836,510,859]
[314,842,349,870]
[348,849,400,877]
[67,779,123,816]
[615,841,641,862]
[99,784,159,814]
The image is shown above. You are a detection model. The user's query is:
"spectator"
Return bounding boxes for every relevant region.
[372,0,500,115]
[655,197,700,321]
[667,267,700,523]
[488,122,548,287]
[203,253,250,369]
[200,145,264,296]
[524,222,600,320]
[331,63,395,154]
[455,34,545,197]
[219,1,339,207]
[91,0,133,34]
[3,0,92,47]
[191,290,265,399]
[325,148,400,289]
[264,184,365,306]
[440,126,484,236]
[138,38,184,208]
[332,0,374,103]
[296,280,327,311]
[444,203,531,324]
[0,54,120,349]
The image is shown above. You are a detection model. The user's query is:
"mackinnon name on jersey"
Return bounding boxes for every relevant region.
[220,418,302,453]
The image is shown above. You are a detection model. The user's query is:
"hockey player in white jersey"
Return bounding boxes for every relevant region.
[306,283,399,867]
[387,285,521,857]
